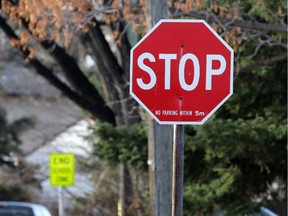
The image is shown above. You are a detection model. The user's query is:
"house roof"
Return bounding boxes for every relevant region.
[0,63,83,155]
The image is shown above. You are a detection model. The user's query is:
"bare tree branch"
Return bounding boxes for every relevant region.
[178,11,288,33]
[0,15,116,125]
[237,54,287,75]
[81,19,141,125]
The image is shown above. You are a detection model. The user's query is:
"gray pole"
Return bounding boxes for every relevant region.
[172,125,184,216]
[148,118,173,216]
[58,186,64,216]
[146,1,172,216]
[146,0,168,29]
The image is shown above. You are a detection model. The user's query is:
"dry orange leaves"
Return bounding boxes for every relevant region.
[2,0,148,46]
[1,0,92,46]
[1,0,243,51]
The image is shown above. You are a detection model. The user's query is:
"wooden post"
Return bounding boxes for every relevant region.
[146,1,171,215]
[148,117,173,216]
[146,1,172,215]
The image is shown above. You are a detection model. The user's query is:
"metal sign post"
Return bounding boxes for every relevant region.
[50,153,75,216]
[58,186,64,216]
[172,125,185,216]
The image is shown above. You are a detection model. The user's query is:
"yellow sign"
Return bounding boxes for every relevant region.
[50,154,75,186]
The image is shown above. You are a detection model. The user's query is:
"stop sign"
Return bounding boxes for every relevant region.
[130,19,233,125]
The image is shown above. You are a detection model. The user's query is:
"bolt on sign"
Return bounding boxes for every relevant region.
[50,154,75,186]
[130,19,234,125]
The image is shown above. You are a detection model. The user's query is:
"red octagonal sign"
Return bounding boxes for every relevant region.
[130,20,234,125]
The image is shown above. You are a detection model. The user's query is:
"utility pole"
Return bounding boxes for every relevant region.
[146,1,172,216]
[148,119,173,216]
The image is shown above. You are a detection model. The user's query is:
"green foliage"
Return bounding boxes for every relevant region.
[0,107,36,201]
[181,0,287,211]
[242,0,287,23]
[91,122,148,170]
[0,185,31,201]
[183,49,287,215]
[184,115,286,214]
[184,165,240,215]
[0,108,20,157]
[0,107,34,165]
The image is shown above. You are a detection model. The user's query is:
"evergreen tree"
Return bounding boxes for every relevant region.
[0,107,35,201]
[183,10,287,214]
[0,108,34,166]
